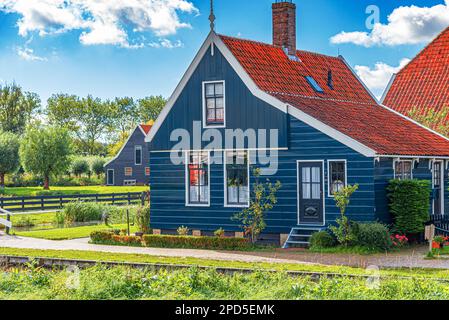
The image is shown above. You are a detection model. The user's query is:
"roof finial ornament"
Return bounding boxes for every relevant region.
[209,0,216,31]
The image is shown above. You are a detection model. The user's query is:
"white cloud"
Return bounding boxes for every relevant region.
[331,1,449,47]
[149,38,183,49]
[355,58,410,98]
[0,0,198,48]
[17,47,48,61]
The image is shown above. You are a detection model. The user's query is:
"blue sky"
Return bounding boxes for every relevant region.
[0,0,448,103]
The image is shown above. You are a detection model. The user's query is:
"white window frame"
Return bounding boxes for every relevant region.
[107,169,114,186]
[135,145,143,166]
[224,150,250,208]
[202,80,226,129]
[327,160,348,197]
[185,151,211,207]
[393,160,413,180]
[124,167,133,177]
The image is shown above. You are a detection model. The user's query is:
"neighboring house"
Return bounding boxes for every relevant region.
[104,124,152,186]
[382,26,449,121]
[146,1,449,246]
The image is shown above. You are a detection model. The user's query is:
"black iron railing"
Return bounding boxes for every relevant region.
[430,214,449,237]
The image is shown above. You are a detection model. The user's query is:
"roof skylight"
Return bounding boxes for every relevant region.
[305,76,324,93]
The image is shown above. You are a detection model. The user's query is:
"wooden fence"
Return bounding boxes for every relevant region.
[0,192,149,213]
[429,214,449,237]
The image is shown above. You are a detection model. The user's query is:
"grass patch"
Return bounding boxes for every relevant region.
[0,212,57,228]
[309,245,386,255]
[0,186,148,197]
[2,264,449,300]
[14,224,137,240]
[0,247,449,280]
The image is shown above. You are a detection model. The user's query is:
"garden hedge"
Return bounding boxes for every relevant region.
[90,230,143,247]
[143,235,251,250]
[387,179,431,235]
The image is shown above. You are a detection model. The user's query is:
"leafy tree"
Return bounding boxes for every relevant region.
[329,184,359,246]
[137,96,166,123]
[47,94,114,155]
[108,131,129,157]
[111,97,138,136]
[91,158,106,178]
[0,131,20,188]
[0,83,41,134]
[233,168,282,243]
[71,158,89,178]
[20,125,72,190]
[408,105,449,137]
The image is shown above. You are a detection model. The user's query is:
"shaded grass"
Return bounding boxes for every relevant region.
[14,224,137,240]
[0,186,148,197]
[309,245,386,255]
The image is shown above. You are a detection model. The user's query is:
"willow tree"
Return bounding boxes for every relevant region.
[20,125,72,190]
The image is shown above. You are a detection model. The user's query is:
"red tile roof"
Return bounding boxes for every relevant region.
[140,124,152,135]
[219,34,449,157]
[383,27,449,120]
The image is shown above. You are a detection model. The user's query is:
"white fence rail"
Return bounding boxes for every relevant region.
[0,208,13,234]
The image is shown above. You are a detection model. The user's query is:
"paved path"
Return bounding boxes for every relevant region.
[0,234,448,269]
[0,234,314,265]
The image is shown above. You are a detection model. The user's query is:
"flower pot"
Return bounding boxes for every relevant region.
[432,242,441,249]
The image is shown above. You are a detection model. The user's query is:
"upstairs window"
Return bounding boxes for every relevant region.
[186,151,210,206]
[225,151,249,207]
[395,161,412,180]
[203,81,225,127]
[305,76,324,93]
[135,145,142,165]
[328,160,347,196]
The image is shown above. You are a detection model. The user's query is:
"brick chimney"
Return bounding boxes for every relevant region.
[272,1,297,56]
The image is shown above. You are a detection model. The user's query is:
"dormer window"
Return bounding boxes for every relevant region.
[203,81,225,127]
[305,76,324,93]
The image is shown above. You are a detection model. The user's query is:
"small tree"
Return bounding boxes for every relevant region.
[0,131,20,188]
[233,168,282,243]
[329,184,359,246]
[71,158,89,178]
[20,125,72,190]
[136,205,151,234]
[92,158,106,178]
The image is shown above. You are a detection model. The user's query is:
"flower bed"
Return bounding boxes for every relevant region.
[89,230,252,250]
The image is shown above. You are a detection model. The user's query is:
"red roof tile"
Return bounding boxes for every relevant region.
[219,34,449,157]
[140,124,152,135]
[383,27,449,120]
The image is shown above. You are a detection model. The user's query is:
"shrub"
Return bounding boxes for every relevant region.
[390,234,409,248]
[310,231,336,248]
[63,201,104,225]
[214,228,225,238]
[354,222,392,251]
[387,179,431,235]
[142,235,251,250]
[90,230,143,247]
[177,226,189,236]
[136,205,151,234]
[107,206,137,225]
[91,158,106,178]
[71,159,89,177]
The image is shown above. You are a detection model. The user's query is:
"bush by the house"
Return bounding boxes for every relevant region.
[390,234,409,248]
[310,231,336,248]
[214,228,225,238]
[387,179,431,235]
[143,235,251,250]
[135,205,151,234]
[353,222,392,251]
[177,226,189,236]
[90,230,143,247]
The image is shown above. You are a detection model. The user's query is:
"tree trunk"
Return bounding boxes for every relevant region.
[44,175,50,190]
[0,173,5,189]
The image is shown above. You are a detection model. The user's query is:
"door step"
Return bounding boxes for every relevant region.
[283,227,324,249]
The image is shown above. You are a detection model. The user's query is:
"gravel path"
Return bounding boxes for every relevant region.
[0,234,448,269]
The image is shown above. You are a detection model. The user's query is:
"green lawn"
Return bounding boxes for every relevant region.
[0,247,449,280]
[0,185,148,197]
[14,224,137,240]
[0,212,57,227]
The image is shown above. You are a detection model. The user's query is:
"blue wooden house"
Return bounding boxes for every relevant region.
[146,1,449,246]
[104,124,152,186]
